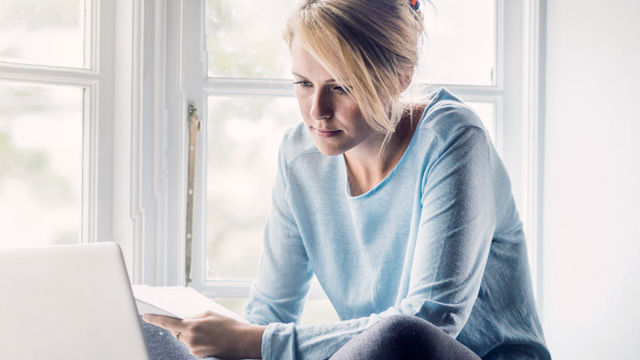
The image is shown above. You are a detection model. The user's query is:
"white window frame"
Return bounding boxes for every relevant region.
[142,0,546,317]
[0,0,171,283]
[0,0,138,265]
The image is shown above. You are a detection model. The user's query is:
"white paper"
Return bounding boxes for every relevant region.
[131,285,248,323]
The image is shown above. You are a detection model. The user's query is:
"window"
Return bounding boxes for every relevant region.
[0,0,96,249]
[158,0,544,321]
[0,81,84,248]
[0,0,541,321]
[0,0,145,278]
[0,0,563,347]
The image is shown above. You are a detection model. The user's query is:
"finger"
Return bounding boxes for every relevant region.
[142,314,185,331]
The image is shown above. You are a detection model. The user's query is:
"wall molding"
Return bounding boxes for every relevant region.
[522,0,546,320]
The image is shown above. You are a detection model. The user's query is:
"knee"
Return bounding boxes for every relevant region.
[376,315,431,333]
[372,315,426,342]
[376,315,415,330]
[376,315,450,346]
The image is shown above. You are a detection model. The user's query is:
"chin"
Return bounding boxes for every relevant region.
[313,142,347,157]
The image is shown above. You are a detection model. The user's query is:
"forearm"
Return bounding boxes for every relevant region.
[258,294,474,360]
[260,314,383,360]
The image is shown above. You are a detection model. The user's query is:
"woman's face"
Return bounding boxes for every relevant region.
[291,38,377,156]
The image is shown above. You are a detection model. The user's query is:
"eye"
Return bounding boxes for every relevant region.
[293,80,313,88]
[332,85,352,95]
[333,85,346,93]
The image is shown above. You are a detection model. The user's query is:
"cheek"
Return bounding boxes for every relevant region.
[294,92,311,120]
[344,106,367,130]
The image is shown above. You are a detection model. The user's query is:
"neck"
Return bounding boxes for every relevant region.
[344,108,420,196]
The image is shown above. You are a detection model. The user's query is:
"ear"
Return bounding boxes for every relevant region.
[399,67,415,93]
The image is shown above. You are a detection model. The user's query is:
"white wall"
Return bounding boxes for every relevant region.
[543,0,640,358]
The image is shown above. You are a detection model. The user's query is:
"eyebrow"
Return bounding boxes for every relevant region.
[291,72,338,84]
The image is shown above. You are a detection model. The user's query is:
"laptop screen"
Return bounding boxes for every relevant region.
[0,243,150,360]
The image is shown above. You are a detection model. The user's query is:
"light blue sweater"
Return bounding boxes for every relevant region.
[244,88,549,359]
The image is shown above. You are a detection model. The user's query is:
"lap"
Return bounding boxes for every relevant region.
[141,314,487,360]
[140,316,198,360]
[330,315,481,360]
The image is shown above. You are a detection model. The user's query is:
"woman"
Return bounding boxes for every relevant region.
[144,0,551,359]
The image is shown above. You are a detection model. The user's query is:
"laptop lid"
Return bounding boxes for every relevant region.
[0,242,150,360]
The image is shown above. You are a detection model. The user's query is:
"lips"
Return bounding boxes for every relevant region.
[313,127,342,138]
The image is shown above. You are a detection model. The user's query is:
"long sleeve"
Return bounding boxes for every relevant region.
[244,89,547,359]
[400,126,495,336]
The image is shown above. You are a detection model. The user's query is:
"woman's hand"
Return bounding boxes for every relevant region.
[143,311,265,359]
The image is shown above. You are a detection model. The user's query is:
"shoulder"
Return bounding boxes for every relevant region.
[274,122,343,195]
[278,122,323,168]
[417,88,490,146]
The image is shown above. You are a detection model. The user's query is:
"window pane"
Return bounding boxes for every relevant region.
[205,0,496,85]
[205,0,295,78]
[300,298,340,325]
[213,298,248,319]
[207,96,300,279]
[467,101,496,142]
[415,0,496,85]
[0,81,84,249]
[0,0,87,68]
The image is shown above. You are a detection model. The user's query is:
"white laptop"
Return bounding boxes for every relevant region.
[0,242,150,360]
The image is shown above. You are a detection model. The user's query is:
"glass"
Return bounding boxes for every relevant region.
[415,0,496,86]
[0,81,84,249]
[206,96,301,279]
[299,298,340,325]
[467,101,496,143]
[205,0,296,78]
[213,298,248,319]
[205,0,496,85]
[0,0,88,69]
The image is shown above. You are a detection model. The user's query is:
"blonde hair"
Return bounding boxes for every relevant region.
[284,0,424,147]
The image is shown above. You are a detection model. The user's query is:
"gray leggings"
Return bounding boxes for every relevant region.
[141,316,197,360]
[140,315,480,360]
[330,315,481,360]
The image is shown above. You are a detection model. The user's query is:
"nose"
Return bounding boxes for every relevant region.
[310,88,332,121]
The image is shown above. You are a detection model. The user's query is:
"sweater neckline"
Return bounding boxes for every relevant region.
[343,88,445,199]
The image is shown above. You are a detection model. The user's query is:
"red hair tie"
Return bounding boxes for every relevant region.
[410,0,420,10]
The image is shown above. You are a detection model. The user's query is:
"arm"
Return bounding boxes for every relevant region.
[399,125,496,335]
